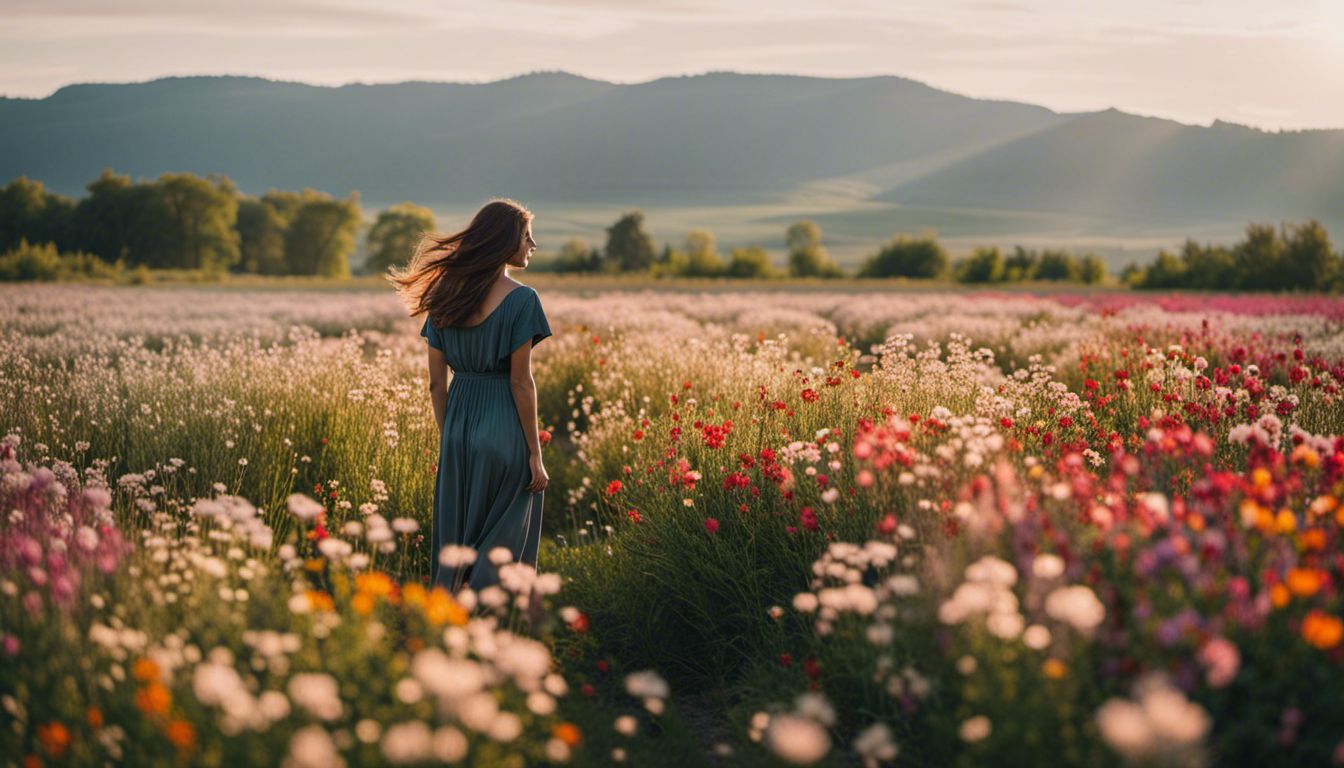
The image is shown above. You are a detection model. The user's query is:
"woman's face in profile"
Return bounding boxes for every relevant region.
[509,221,537,269]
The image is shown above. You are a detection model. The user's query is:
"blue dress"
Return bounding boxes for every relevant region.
[420,285,552,592]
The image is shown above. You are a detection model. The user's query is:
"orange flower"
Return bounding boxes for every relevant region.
[1271,584,1290,609]
[136,683,172,717]
[552,722,583,747]
[355,572,394,599]
[1292,444,1321,469]
[304,557,326,572]
[36,721,71,758]
[351,592,375,616]
[86,707,103,729]
[1286,567,1324,598]
[132,658,160,683]
[425,589,469,627]
[306,590,334,612]
[1299,529,1327,553]
[402,583,427,609]
[1302,610,1344,650]
[1251,467,1272,489]
[1276,509,1298,534]
[165,719,196,751]
[1042,659,1068,679]
[407,636,424,652]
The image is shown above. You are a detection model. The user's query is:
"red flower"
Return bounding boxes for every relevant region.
[800,507,819,532]
[627,509,642,523]
[539,430,552,446]
[800,388,819,403]
[723,471,750,490]
[596,659,609,673]
[632,429,645,441]
[705,518,720,534]
[606,480,622,496]
[568,612,590,634]
[778,653,793,668]
[580,683,595,698]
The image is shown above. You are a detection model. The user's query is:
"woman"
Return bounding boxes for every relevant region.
[388,198,552,594]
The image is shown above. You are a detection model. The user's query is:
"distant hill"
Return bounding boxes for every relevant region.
[1,71,1341,238]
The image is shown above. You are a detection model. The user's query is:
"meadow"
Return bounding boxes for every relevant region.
[3,280,1344,767]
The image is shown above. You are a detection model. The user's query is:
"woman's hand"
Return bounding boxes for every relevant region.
[527,453,549,493]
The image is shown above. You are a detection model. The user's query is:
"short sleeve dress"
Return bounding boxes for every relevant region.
[420,285,552,593]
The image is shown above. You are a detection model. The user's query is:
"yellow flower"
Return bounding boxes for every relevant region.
[304,557,326,573]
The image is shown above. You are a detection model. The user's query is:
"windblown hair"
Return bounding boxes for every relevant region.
[387,198,533,327]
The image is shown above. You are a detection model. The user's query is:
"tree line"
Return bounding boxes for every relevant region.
[535,212,1111,284]
[1120,221,1341,292]
[3,172,1339,292]
[0,171,436,279]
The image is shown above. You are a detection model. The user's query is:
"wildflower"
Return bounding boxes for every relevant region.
[705,518,720,534]
[765,714,830,764]
[1302,610,1344,650]
[959,716,991,743]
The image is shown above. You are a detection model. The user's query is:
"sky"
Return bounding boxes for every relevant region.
[3,0,1343,131]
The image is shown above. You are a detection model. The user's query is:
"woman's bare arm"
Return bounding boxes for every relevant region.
[509,341,548,492]
[427,346,449,432]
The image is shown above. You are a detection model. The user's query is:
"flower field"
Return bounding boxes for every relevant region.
[3,282,1344,767]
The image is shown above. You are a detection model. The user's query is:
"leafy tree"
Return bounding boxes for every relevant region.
[1282,220,1335,291]
[1178,240,1236,291]
[1138,250,1186,289]
[955,246,1005,283]
[1004,246,1037,282]
[153,172,240,271]
[0,176,76,252]
[604,211,656,272]
[726,246,778,278]
[859,233,948,279]
[1119,262,1145,287]
[234,198,288,274]
[1232,223,1286,291]
[365,202,436,274]
[539,239,603,273]
[72,170,175,267]
[1034,250,1081,281]
[283,193,362,277]
[681,229,724,277]
[1079,254,1108,284]
[652,243,689,278]
[786,220,842,278]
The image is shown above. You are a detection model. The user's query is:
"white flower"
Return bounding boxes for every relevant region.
[380,721,433,764]
[286,493,324,521]
[765,713,831,764]
[288,673,342,721]
[853,722,899,767]
[284,725,345,768]
[959,715,991,743]
[1032,554,1065,580]
[1044,585,1106,633]
[624,670,669,700]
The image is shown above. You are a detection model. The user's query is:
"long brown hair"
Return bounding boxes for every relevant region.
[387,198,533,327]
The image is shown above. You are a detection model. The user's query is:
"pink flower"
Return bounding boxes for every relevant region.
[704,518,720,534]
[1198,636,1241,688]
